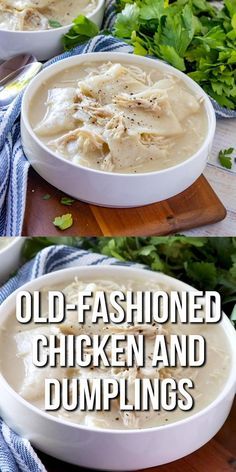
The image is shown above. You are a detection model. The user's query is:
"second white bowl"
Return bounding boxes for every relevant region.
[0,0,105,61]
[0,238,24,285]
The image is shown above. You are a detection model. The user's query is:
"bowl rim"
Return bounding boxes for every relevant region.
[0,264,235,436]
[0,0,105,34]
[0,237,22,256]
[21,51,216,179]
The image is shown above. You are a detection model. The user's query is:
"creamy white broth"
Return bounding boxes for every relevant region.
[30,61,208,174]
[0,276,230,430]
[0,0,98,30]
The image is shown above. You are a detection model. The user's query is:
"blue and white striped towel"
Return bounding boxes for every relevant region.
[0,245,141,472]
[0,33,132,237]
[0,0,235,236]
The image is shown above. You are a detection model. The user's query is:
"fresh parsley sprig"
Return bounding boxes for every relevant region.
[22,236,236,327]
[63,15,99,51]
[113,0,236,110]
[218,147,235,169]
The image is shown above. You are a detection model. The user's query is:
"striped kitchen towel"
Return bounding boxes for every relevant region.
[0,245,142,472]
[0,0,235,236]
[0,33,132,237]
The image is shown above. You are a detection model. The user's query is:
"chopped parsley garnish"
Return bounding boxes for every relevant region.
[61,197,75,206]
[53,214,73,230]
[42,194,51,200]
[49,19,62,28]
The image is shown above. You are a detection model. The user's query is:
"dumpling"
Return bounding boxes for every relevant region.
[77,63,147,105]
[34,88,78,137]
[112,89,183,137]
[103,115,175,170]
[15,327,66,401]
[151,78,200,121]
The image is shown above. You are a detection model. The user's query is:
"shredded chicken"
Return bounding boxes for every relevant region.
[20,7,49,29]
[49,127,109,164]
[102,323,164,338]
[113,90,168,114]
[33,61,205,173]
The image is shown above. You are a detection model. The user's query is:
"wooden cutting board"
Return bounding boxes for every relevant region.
[22,168,226,236]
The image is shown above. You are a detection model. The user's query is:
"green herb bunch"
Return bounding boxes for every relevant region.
[23,237,236,327]
[114,0,236,109]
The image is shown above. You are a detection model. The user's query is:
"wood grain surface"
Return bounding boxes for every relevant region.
[22,168,226,236]
[36,398,236,472]
[184,118,236,236]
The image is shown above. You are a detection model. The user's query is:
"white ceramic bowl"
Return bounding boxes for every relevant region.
[21,52,216,208]
[0,237,24,285]
[0,0,105,61]
[0,265,235,471]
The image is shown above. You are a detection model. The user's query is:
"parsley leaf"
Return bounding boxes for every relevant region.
[160,5,195,57]
[185,261,217,290]
[63,15,99,51]
[218,147,235,169]
[53,214,73,230]
[42,194,51,200]
[139,0,165,21]
[61,197,75,206]
[158,44,186,70]
[115,4,140,38]
[49,19,62,28]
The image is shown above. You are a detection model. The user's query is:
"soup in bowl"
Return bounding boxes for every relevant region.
[0,0,105,60]
[0,0,99,31]
[21,53,216,207]
[0,265,235,469]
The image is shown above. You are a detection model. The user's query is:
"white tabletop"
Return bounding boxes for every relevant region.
[184,119,236,236]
